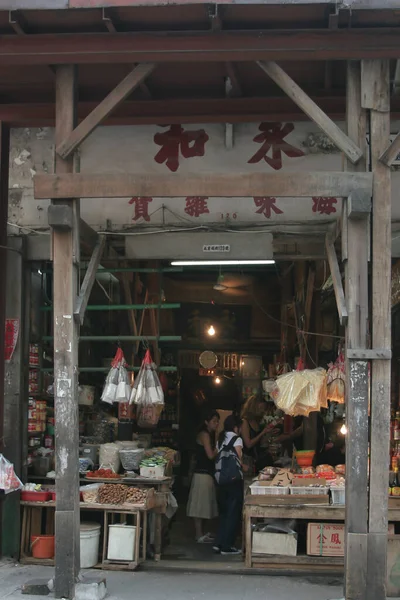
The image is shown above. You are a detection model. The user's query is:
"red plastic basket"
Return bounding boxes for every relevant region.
[21,491,51,503]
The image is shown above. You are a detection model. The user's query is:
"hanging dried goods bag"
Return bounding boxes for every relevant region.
[0,454,22,494]
[129,350,164,428]
[326,352,345,404]
[101,348,131,405]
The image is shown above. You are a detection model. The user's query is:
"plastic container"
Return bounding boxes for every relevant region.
[107,524,137,561]
[249,484,290,496]
[79,386,95,406]
[295,450,315,468]
[330,487,346,505]
[119,449,144,471]
[31,535,55,559]
[289,486,329,496]
[21,491,51,503]
[140,465,165,479]
[80,523,101,568]
[80,444,99,465]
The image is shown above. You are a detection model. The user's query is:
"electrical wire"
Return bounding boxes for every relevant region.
[250,290,343,340]
[7,222,48,235]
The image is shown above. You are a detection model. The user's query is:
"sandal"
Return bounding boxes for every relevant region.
[197,533,215,544]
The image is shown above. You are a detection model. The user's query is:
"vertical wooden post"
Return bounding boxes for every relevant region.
[53,65,80,600]
[0,122,10,552]
[365,59,391,600]
[344,61,369,600]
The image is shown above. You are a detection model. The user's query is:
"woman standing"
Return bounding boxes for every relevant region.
[241,394,279,473]
[214,414,244,555]
[187,410,220,543]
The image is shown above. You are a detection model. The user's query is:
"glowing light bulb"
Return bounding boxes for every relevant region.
[340,424,348,435]
[208,325,216,336]
[215,377,221,384]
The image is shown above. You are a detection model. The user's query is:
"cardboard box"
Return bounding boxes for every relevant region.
[253,531,297,556]
[307,523,345,557]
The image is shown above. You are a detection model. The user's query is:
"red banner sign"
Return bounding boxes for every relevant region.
[5,319,19,362]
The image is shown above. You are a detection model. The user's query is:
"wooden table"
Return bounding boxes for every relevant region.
[244,495,400,571]
[20,500,148,570]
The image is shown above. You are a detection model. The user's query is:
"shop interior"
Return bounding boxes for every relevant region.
[24,256,354,567]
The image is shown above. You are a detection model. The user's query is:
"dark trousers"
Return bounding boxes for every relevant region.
[216,481,244,550]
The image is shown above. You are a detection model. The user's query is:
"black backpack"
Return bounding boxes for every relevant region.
[215,436,243,485]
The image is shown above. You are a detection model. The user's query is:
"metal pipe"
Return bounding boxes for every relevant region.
[42,335,181,342]
[40,303,180,311]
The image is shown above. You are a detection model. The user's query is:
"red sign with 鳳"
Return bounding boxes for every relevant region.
[4,319,19,362]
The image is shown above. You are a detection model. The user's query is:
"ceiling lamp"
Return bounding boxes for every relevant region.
[207,325,216,336]
[215,377,221,385]
[213,274,227,292]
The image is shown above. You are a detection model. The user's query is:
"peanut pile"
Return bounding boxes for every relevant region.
[98,484,127,505]
[125,487,150,505]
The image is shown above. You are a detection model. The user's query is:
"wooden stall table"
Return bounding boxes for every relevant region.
[20,499,152,570]
[244,494,400,572]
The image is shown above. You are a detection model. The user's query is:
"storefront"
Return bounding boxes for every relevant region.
[0,2,398,599]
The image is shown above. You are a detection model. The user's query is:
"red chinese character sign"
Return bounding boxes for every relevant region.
[184,197,210,218]
[5,319,19,362]
[254,197,284,219]
[129,197,152,222]
[248,122,305,170]
[312,197,338,215]
[154,125,209,172]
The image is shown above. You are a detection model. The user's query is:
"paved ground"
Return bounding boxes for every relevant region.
[0,561,346,600]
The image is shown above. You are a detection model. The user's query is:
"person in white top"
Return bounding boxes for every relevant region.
[214,414,244,555]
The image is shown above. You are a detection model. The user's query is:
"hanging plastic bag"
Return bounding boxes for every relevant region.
[130,349,164,428]
[0,454,22,494]
[116,360,131,403]
[327,351,345,404]
[101,348,129,405]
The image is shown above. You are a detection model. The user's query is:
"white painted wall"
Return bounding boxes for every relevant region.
[7,121,400,234]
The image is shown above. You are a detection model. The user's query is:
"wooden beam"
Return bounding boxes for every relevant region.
[56,63,156,160]
[74,235,106,325]
[9,11,26,35]
[379,130,400,167]
[79,218,98,254]
[344,60,369,600]
[257,60,363,165]
[361,59,390,112]
[34,171,373,200]
[367,58,391,600]
[347,349,391,360]
[325,234,348,325]
[52,65,80,600]
[102,8,117,33]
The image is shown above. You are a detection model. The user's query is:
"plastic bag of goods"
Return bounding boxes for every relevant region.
[116,359,131,403]
[129,350,164,427]
[99,443,121,473]
[0,454,22,494]
[119,448,145,471]
[327,352,345,404]
[80,483,101,503]
[101,348,130,405]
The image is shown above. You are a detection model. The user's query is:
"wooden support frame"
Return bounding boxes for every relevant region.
[325,234,348,325]
[344,60,370,600]
[56,63,156,160]
[52,65,80,600]
[257,60,363,164]
[74,235,106,325]
[380,130,400,166]
[367,58,391,600]
[34,171,372,200]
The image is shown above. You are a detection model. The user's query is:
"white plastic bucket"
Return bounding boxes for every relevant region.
[107,524,137,561]
[80,523,101,568]
[79,386,95,406]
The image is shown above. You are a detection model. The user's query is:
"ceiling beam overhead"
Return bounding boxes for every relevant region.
[56,62,156,159]
[257,60,363,164]
[34,171,373,200]
[225,62,242,97]
[2,29,400,65]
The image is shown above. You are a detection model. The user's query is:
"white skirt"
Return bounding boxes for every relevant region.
[186,473,218,520]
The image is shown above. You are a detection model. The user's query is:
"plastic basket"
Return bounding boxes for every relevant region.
[289,486,328,496]
[330,487,345,505]
[249,484,290,496]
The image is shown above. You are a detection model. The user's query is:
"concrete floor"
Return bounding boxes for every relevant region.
[0,560,346,600]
